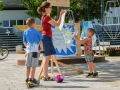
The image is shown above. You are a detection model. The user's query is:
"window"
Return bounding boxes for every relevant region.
[17,20,23,25]
[3,20,26,27]
[113,17,118,24]
[119,17,120,23]
[3,20,9,27]
[105,17,107,24]
[23,20,26,25]
[10,20,16,27]
[106,17,113,24]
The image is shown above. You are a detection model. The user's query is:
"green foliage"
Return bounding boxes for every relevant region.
[69,0,120,22]
[21,0,57,19]
[69,0,83,22]
[69,0,109,22]
[106,47,120,56]
[21,0,120,22]
[21,0,43,18]
[0,0,5,26]
[0,22,2,26]
[0,0,5,11]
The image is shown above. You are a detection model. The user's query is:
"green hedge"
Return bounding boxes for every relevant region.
[106,47,120,56]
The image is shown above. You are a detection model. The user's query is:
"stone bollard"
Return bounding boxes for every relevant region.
[16,45,25,54]
[16,45,22,51]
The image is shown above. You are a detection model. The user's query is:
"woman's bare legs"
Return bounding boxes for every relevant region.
[43,55,51,78]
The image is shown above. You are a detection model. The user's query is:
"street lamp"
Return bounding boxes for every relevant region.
[101,0,104,26]
[87,0,89,20]
[101,0,105,53]
[101,0,104,39]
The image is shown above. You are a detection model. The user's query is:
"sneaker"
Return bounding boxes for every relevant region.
[93,72,98,78]
[25,78,29,84]
[32,78,39,84]
[30,78,38,85]
[86,72,93,78]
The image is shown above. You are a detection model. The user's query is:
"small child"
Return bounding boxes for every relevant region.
[23,18,43,84]
[6,29,10,35]
[74,28,98,78]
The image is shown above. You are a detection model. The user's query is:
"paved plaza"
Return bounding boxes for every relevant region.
[0,52,120,90]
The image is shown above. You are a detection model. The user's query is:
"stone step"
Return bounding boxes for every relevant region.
[0,37,20,39]
[0,33,15,35]
[104,39,120,41]
[1,43,23,45]
[4,39,22,41]
[96,31,120,32]
[111,42,120,45]
[97,35,120,37]
[0,35,18,37]
[1,44,24,46]
[97,38,120,41]
[0,41,23,44]
[1,46,19,48]
[104,35,120,37]
[0,32,23,51]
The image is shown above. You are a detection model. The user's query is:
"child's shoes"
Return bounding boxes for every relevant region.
[93,72,98,78]
[86,72,93,78]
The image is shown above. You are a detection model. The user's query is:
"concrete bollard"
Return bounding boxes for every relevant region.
[16,45,22,51]
[16,45,25,54]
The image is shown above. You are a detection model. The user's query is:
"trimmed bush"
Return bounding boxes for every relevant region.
[106,47,120,56]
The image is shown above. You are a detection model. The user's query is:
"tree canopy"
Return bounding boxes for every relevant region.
[0,0,5,11]
[0,0,5,26]
[21,0,43,19]
[21,0,57,19]
[21,0,120,22]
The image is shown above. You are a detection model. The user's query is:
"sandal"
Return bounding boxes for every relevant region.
[43,77,54,81]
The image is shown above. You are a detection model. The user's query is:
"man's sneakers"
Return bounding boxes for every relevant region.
[86,72,98,78]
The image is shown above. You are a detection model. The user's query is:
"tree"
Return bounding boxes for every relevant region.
[0,22,2,26]
[21,0,57,19]
[69,0,120,22]
[21,0,43,19]
[21,0,103,22]
[0,0,5,26]
[69,0,108,22]
[0,0,5,11]
[21,0,120,22]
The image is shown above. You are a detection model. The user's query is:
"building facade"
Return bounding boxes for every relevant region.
[0,0,40,33]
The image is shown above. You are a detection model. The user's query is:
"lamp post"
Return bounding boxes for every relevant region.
[101,0,105,54]
[101,0,104,26]
[87,0,89,20]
